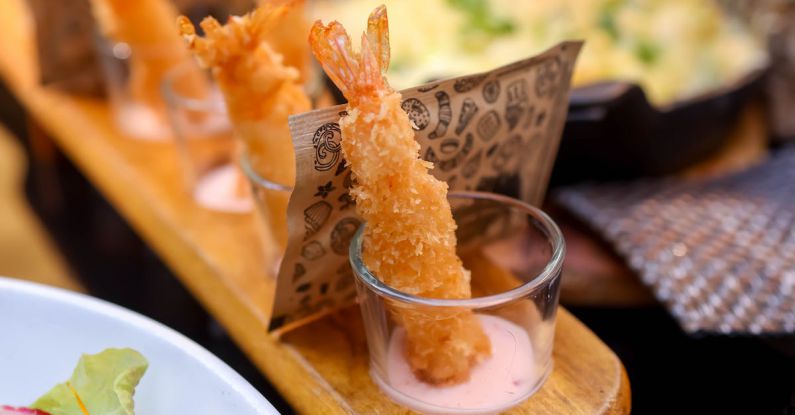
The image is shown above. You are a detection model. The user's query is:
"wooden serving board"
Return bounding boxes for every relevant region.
[0,1,630,412]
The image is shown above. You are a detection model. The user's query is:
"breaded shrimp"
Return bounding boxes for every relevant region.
[309,6,490,385]
[259,0,312,84]
[178,1,311,247]
[90,0,206,112]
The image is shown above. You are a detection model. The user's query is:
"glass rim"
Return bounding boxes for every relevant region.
[239,153,294,193]
[349,190,566,309]
[161,61,228,113]
[95,34,188,58]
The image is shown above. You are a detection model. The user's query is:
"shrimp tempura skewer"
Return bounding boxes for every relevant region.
[310,6,490,385]
[178,1,311,247]
[90,0,206,111]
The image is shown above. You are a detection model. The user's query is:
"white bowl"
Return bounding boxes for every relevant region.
[0,277,279,414]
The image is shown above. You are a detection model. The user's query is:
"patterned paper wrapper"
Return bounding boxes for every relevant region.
[269,41,582,331]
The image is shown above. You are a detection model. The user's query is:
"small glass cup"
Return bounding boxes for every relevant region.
[350,191,565,415]
[240,154,293,271]
[162,61,251,214]
[96,37,181,140]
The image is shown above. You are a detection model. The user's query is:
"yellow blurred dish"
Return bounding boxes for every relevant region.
[310,0,767,105]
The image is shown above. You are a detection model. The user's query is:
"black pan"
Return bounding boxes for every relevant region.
[551,68,768,185]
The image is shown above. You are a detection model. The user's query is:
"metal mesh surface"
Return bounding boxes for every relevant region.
[557,146,795,334]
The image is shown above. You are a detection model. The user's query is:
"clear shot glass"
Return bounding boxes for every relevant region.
[96,37,179,140]
[162,61,251,213]
[350,191,565,415]
[240,154,293,272]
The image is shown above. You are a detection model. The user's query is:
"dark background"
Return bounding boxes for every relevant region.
[1,81,793,415]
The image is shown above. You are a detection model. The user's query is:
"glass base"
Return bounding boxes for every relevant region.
[372,354,553,415]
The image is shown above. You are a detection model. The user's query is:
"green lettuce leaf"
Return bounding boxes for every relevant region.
[31,348,148,415]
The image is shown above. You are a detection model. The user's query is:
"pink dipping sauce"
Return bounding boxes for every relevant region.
[116,103,171,140]
[193,164,252,213]
[382,314,537,414]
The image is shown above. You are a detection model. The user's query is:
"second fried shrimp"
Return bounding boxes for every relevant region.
[179,1,311,247]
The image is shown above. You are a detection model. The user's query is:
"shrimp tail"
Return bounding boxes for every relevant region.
[366,5,389,74]
[308,21,360,100]
[309,5,390,105]
[178,3,290,69]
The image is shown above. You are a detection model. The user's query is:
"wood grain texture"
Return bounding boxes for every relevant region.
[0,2,630,412]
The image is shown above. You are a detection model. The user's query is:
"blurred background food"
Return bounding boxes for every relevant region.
[311,0,780,184]
[311,0,767,105]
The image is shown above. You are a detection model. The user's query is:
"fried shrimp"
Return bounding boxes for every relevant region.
[90,0,206,112]
[179,1,311,247]
[309,6,490,385]
[258,0,312,84]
